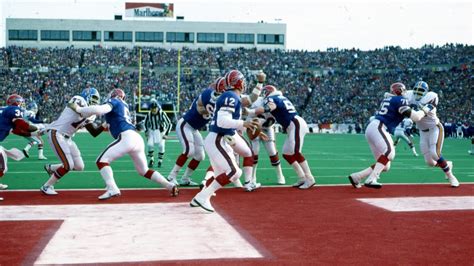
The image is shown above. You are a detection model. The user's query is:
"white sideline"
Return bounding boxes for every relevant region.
[358,196,474,212]
[0,203,263,264]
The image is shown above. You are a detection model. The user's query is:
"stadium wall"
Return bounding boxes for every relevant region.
[6,18,286,50]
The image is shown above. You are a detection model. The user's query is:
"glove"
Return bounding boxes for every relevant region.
[256,71,266,83]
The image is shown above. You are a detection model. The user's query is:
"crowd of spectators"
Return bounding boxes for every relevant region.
[0,44,472,134]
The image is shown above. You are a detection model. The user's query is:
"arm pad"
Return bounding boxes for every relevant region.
[217,110,244,130]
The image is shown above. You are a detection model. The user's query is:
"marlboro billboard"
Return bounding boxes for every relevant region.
[125,3,174,18]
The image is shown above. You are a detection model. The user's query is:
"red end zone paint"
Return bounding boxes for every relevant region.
[0,185,473,265]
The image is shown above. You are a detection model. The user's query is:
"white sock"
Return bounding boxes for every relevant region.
[151,171,174,190]
[274,164,284,179]
[204,169,214,181]
[252,163,258,181]
[205,179,223,196]
[100,166,119,191]
[365,163,385,183]
[24,143,32,152]
[168,165,181,179]
[291,162,306,180]
[182,168,194,181]
[38,148,44,157]
[299,160,313,178]
[243,166,253,183]
[351,167,372,181]
[44,175,59,187]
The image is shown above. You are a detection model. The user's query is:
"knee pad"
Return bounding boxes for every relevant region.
[96,162,110,170]
[283,154,296,164]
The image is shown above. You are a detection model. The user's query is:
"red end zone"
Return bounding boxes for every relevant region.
[0,185,473,265]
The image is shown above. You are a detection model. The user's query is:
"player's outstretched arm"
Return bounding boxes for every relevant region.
[70,103,113,117]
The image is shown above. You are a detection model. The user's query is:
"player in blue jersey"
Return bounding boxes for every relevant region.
[245,85,315,189]
[348,82,427,189]
[190,70,260,212]
[0,94,39,199]
[69,88,179,200]
[167,77,226,186]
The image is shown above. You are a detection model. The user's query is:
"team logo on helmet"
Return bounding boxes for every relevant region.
[262,85,278,98]
[110,88,126,100]
[214,77,227,93]
[389,82,406,96]
[413,81,429,100]
[224,70,246,92]
[6,94,24,106]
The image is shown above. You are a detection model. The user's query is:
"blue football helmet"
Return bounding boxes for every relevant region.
[27,101,39,114]
[81,87,100,105]
[413,81,429,100]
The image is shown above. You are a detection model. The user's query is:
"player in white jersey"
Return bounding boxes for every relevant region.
[246,96,286,185]
[40,88,103,195]
[393,118,418,157]
[404,81,459,187]
[70,88,178,200]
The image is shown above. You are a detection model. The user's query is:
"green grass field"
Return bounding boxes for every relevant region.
[1,133,473,190]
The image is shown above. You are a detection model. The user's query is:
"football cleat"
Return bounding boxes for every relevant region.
[98,189,121,200]
[167,176,179,186]
[40,185,58,195]
[180,178,198,186]
[157,160,162,168]
[38,155,48,160]
[244,182,261,192]
[277,175,286,185]
[299,179,316,190]
[170,185,179,197]
[292,179,305,188]
[0,183,8,190]
[364,181,382,189]
[0,197,3,201]
[190,196,215,213]
[348,175,362,189]
[148,158,154,168]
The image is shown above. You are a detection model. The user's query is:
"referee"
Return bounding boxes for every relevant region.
[145,100,172,168]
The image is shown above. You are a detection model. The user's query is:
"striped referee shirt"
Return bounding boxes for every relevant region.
[144,109,172,135]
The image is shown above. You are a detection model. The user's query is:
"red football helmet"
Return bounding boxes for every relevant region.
[214,77,227,93]
[390,82,406,96]
[7,94,25,106]
[110,88,126,100]
[262,85,278,98]
[224,70,246,92]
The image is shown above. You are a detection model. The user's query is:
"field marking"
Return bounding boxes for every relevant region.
[3,183,473,192]
[358,196,474,212]
[0,203,262,264]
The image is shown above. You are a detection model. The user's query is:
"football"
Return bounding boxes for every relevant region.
[246,118,263,140]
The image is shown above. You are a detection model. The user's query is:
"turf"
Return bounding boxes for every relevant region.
[1,133,472,189]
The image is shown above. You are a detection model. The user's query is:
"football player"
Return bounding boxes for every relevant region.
[246,96,286,185]
[246,85,315,189]
[393,117,418,157]
[40,87,104,195]
[348,83,426,188]
[190,70,259,212]
[167,77,226,186]
[404,81,459,187]
[144,100,171,168]
[69,88,179,200]
[22,101,48,160]
[0,94,38,200]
